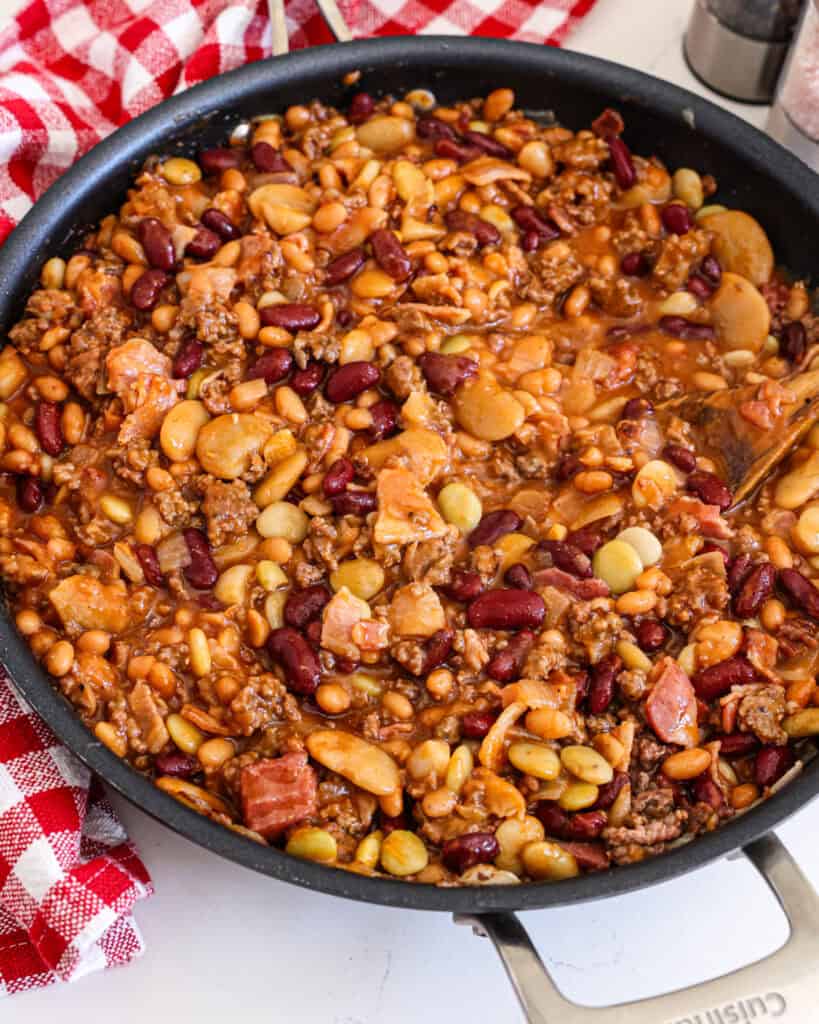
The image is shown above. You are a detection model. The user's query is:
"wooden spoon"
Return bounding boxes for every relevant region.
[659,369,819,506]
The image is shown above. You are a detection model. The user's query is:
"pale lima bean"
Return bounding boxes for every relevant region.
[256,500,309,542]
[616,526,662,567]
[437,482,482,533]
[776,451,819,510]
[214,564,254,606]
[197,414,274,479]
[632,460,678,509]
[286,827,337,864]
[507,742,560,780]
[254,449,308,506]
[560,744,614,785]
[522,841,579,881]
[592,540,643,594]
[380,830,428,877]
[793,505,819,554]
[330,558,385,600]
[306,730,400,795]
[494,816,545,874]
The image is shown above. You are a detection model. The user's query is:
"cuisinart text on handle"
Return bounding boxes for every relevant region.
[667,993,787,1024]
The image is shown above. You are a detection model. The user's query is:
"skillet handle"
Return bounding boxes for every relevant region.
[455,834,817,1023]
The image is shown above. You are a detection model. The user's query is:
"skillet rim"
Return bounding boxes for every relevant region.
[1,35,818,913]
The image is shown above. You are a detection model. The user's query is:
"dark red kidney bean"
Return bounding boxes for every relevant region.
[290,361,325,397]
[687,274,714,300]
[348,92,375,124]
[620,251,649,276]
[593,771,628,811]
[702,541,729,567]
[247,348,293,384]
[461,129,512,159]
[779,568,819,620]
[467,589,545,631]
[734,562,776,618]
[416,115,457,141]
[331,490,377,515]
[35,401,63,456]
[182,528,218,589]
[687,470,732,511]
[468,509,522,548]
[692,775,723,809]
[131,269,168,312]
[588,653,622,714]
[325,248,365,286]
[444,569,485,602]
[16,476,43,512]
[380,812,408,835]
[716,733,759,758]
[755,745,795,788]
[185,227,220,260]
[779,321,807,363]
[486,630,535,683]
[555,453,581,480]
[634,618,668,652]
[198,147,241,174]
[565,810,608,840]
[284,584,331,630]
[701,256,722,284]
[606,135,636,189]
[422,628,454,675]
[368,399,399,440]
[434,138,482,163]
[201,207,240,242]
[251,141,289,172]
[620,397,654,420]
[267,626,321,696]
[444,209,501,248]
[574,670,590,707]
[662,443,697,473]
[335,661,358,681]
[370,229,412,282]
[511,205,559,240]
[260,303,320,332]
[442,832,500,873]
[461,709,498,739]
[337,308,354,327]
[135,544,164,588]
[557,840,610,872]
[418,351,478,396]
[661,203,693,235]
[727,553,753,594]
[137,218,175,271]
[325,361,380,403]
[504,563,532,590]
[566,526,603,557]
[536,800,570,837]
[172,340,204,379]
[306,619,323,648]
[155,751,198,777]
[541,540,592,579]
[322,457,354,497]
[692,656,755,702]
[659,316,715,341]
[521,230,540,253]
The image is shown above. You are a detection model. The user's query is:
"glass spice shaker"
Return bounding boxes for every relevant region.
[767,0,819,169]
[685,0,805,103]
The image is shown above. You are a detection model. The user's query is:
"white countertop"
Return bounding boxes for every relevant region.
[2,0,818,1020]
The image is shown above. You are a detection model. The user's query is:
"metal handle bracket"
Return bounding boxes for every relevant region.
[455,834,819,1023]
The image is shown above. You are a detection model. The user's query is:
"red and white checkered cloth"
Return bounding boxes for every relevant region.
[0,0,597,243]
[0,677,152,997]
[0,0,597,999]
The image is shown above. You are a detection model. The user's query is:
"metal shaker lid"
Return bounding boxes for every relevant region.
[684,0,800,103]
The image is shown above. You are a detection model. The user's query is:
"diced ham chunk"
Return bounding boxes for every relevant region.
[556,840,610,871]
[106,338,172,395]
[118,374,182,443]
[321,586,371,659]
[49,574,130,634]
[534,568,610,600]
[240,751,318,839]
[667,497,733,539]
[374,467,447,546]
[645,657,699,748]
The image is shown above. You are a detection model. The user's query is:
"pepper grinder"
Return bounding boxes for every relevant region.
[685,0,804,103]
[767,1,819,170]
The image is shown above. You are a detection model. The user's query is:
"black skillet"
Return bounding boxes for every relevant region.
[1,37,818,1023]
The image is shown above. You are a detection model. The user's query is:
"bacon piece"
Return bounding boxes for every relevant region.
[556,840,610,871]
[534,567,610,600]
[118,374,182,443]
[240,751,317,839]
[667,497,733,539]
[645,657,699,748]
